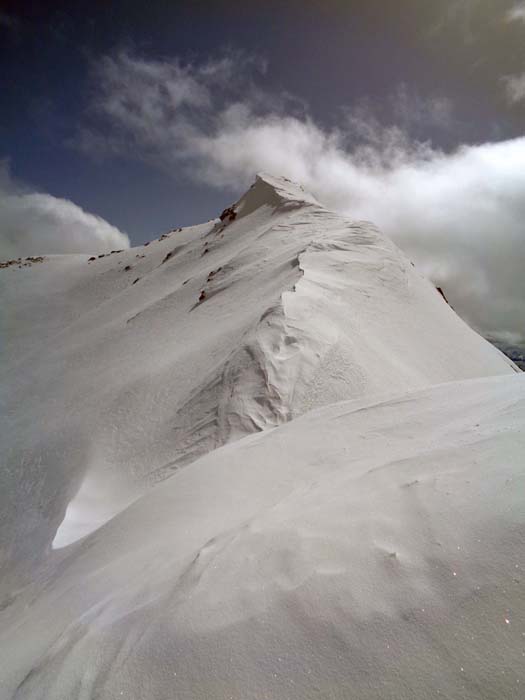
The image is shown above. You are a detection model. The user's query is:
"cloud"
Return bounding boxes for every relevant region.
[427,0,483,44]
[502,72,525,103]
[80,52,525,342]
[502,5,525,104]
[505,2,525,23]
[0,161,129,258]
[389,85,454,132]
[75,51,300,165]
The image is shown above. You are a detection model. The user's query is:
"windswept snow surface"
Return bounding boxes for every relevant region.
[1,375,524,699]
[0,174,522,699]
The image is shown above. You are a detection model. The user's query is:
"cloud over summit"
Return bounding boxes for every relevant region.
[77,52,525,342]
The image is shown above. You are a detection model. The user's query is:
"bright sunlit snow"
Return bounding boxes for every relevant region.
[0,174,522,700]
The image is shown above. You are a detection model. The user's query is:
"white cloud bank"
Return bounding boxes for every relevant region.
[81,52,525,342]
[0,162,129,258]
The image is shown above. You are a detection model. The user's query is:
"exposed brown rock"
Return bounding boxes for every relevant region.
[219,205,237,222]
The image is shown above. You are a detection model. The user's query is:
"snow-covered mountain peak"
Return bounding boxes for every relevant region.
[222,172,321,224]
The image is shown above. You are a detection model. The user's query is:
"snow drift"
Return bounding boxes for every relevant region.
[0,174,522,699]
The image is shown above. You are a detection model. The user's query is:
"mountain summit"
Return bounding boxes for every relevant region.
[1,175,523,700]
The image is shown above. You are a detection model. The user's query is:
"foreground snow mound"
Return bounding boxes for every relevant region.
[1,374,524,699]
[0,174,516,570]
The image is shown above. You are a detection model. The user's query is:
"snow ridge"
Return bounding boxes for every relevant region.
[0,173,523,700]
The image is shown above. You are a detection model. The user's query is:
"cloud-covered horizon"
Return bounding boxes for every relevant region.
[0,161,129,258]
[76,51,525,343]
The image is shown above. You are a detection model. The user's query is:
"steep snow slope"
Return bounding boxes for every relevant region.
[1,173,523,700]
[0,174,516,571]
[0,374,524,700]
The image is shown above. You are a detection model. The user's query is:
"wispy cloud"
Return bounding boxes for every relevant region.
[77,51,525,342]
[390,84,454,132]
[502,72,525,103]
[0,161,129,258]
[505,2,525,23]
[502,4,525,103]
[427,0,483,44]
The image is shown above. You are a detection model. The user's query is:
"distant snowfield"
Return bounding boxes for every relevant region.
[0,175,523,699]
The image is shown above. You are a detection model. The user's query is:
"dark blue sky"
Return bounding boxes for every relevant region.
[1,0,524,243]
